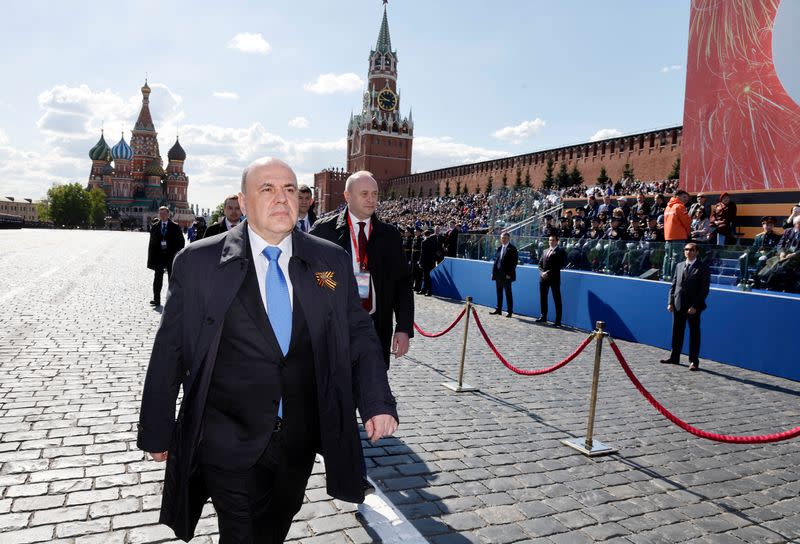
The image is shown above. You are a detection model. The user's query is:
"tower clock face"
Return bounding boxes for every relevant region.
[377,89,397,111]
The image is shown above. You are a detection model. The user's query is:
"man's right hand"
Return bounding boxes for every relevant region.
[667,304,674,312]
[149,451,168,462]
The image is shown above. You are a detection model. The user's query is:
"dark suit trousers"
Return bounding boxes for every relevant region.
[200,429,315,544]
[421,268,433,295]
[670,310,701,363]
[494,278,513,313]
[539,280,562,323]
[152,256,173,301]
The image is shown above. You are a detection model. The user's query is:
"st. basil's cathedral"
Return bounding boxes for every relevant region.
[86,81,193,228]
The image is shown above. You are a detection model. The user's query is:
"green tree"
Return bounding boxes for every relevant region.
[514,169,522,189]
[622,162,634,180]
[501,173,508,188]
[455,181,462,195]
[668,156,681,180]
[418,186,424,198]
[210,201,225,223]
[390,189,396,200]
[524,169,532,188]
[407,186,412,198]
[569,164,584,187]
[428,188,433,197]
[46,183,91,228]
[485,176,494,194]
[36,199,51,222]
[597,165,609,185]
[444,180,451,196]
[555,163,570,188]
[436,183,441,197]
[542,158,555,189]
[87,187,107,227]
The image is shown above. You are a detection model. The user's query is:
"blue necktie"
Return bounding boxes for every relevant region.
[161,222,167,236]
[262,246,292,419]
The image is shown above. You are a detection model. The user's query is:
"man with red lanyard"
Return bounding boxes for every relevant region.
[310,171,414,368]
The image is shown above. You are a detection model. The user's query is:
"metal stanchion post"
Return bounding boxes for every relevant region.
[442,296,478,393]
[562,321,617,457]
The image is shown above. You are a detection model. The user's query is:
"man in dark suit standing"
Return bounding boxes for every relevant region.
[489,231,518,317]
[147,206,185,307]
[444,221,460,258]
[137,158,398,543]
[203,195,242,238]
[310,171,414,368]
[411,226,424,292]
[536,234,566,326]
[419,228,440,296]
[296,184,317,233]
[661,242,711,371]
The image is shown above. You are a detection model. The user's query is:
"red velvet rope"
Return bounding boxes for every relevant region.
[608,339,800,444]
[471,308,594,375]
[413,308,467,338]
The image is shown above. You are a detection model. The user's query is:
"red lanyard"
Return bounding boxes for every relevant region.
[347,215,373,271]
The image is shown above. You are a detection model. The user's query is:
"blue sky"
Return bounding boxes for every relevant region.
[0,0,690,210]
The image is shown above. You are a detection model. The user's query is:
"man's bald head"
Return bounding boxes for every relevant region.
[241,157,297,194]
[344,171,379,220]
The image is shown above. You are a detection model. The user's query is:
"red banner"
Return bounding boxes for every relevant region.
[681,0,800,192]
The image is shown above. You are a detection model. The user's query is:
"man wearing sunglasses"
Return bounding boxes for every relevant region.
[661,243,710,371]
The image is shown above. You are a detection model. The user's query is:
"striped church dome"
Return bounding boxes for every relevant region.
[111,133,133,161]
[88,132,109,160]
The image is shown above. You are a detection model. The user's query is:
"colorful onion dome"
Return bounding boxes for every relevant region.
[111,133,133,161]
[145,159,165,177]
[88,132,110,160]
[167,137,186,161]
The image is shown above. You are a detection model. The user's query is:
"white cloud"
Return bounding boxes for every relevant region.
[589,128,623,142]
[660,64,682,73]
[413,136,508,169]
[0,128,7,145]
[213,91,239,100]
[227,33,271,54]
[491,118,546,144]
[304,73,363,94]
[288,117,309,129]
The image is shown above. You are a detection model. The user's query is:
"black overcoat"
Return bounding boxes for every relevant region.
[137,222,397,541]
[309,209,414,359]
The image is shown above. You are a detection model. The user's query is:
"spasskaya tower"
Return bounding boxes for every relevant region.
[346,0,413,186]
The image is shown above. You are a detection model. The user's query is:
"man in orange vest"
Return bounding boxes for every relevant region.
[664,190,691,241]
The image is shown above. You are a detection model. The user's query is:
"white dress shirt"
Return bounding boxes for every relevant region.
[348,212,376,314]
[248,227,294,313]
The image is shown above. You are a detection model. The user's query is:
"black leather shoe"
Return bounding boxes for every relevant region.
[554,321,561,327]
[534,317,546,323]
[660,358,678,364]
[149,300,159,306]
[506,312,513,318]
[688,362,699,371]
[489,309,501,315]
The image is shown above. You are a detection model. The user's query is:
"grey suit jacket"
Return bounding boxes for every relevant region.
[668,260,711,313]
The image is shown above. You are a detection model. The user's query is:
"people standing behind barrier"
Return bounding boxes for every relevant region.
[661,242,710,371]
[204,195,242,238]
[147,206,185,307]
[571,216,587,240]
[664,190,691,242]
[310,171,414,368]
[419,228,440,296]
[411,226,424,292]
[541,214,559,237]
[536,234,566,327]
[688,192,710,220]
[742,216,781,285]
[444,221,460,258]
[295,184,317,233]
[758,216,800,292]
[617,197,631,220]
[690,207,711,243]
[403,226,414,265]
[604,216,627,241]
[709,192,737,245]
[490,231,518,318]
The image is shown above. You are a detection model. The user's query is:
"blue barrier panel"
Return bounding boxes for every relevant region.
[432,258,799,381]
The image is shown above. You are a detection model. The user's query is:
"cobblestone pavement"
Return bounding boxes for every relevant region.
[1,229,799,544]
